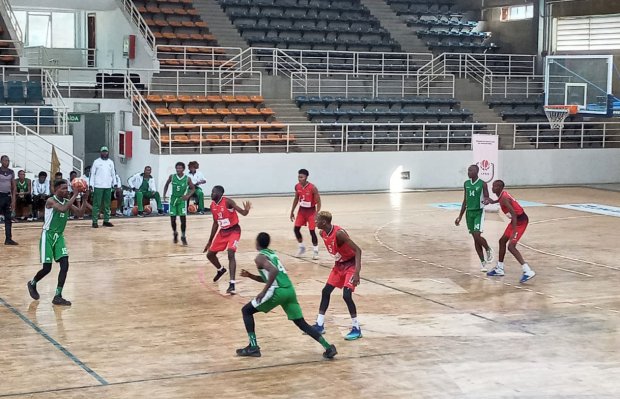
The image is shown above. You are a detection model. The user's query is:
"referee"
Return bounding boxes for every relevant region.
[0,155,18,245]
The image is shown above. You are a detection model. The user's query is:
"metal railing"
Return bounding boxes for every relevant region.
[0,106,68,135]
[118,0,156,52]
[124,75,161,150]
[0,40,20,62]
[291,72,455,98]
[0,0,23,49]
[512,122,620,149]
[1,121,83,176]
[483,75,546,100]
[156,45,242,71]
[149,121,620,154]
[419,53,536,80]
[24,47,97,68]
[148,70,262,96]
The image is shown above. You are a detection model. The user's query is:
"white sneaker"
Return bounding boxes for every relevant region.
[312,250,319,260]
[480,263,488,273]
[295,246,306,257]
[520,270,536,284]
[485,248,494,263]
[486,266,505,277]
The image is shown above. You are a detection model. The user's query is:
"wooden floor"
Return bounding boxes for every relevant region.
[2,187,620,398]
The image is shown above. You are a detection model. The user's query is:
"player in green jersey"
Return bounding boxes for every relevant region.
[163,162,195,245]
[27,179,89,306]
[237,232,337,359]
[455,165,494,272]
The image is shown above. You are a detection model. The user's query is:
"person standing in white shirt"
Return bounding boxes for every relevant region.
[187,161,207,214]
[90,146,116,228]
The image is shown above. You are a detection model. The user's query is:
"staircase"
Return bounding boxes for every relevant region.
[191,0,247,49]
[358,0,428,53]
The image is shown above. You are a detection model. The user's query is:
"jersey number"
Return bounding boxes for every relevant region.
[469,190,477,197]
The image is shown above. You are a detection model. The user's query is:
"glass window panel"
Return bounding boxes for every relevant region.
[51,12,75,48]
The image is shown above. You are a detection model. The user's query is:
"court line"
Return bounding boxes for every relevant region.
[0,297,109,386]
[556,267,592,277]
[0,351,397,398]
[518,242,620,272]
[279,252,536,335]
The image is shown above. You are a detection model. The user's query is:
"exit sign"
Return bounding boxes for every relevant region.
[67,113,81,123]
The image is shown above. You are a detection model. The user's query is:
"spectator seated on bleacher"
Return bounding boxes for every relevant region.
[112,174,125,217]
[15,170,32,221]
[32,171,50,220]
[128,166,165,217]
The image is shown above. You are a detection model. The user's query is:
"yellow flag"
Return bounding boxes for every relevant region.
[51,145,60,177]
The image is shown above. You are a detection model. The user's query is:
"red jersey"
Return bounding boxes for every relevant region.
[210,196,239,230]
[321,225,356,263]
[499,191,524,217]
[295,182,317,208]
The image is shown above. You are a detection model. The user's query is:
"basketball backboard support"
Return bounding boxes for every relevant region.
[545,55,614,115]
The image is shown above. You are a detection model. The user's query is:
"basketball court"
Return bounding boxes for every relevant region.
[2,187,620,398]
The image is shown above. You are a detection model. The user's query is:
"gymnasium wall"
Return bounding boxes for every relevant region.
[145,149,620,196]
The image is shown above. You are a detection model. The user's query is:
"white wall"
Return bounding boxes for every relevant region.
[149,148,620,196]
[0,134,75,176]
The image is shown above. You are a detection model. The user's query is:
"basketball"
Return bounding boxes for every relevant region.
[144,205,152,215]
[71,178,88,193]
[188,204,197,213]
[131,206,138,216]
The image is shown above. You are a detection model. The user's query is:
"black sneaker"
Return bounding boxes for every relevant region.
[4,239,18,245]
[236,345,261,357]
[181,236,188,246]
[27,281,40,300]
[52,295,72,306]
[213,268,227,282]
[158,209,164,215]
[92,223,99,228]
[173,232,179,244]
[103,222,114,227]
[137,211,144,218]
[226,283,236,295]
[323,344,337,359]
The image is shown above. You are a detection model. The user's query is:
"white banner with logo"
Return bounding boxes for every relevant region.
[472,134,499,211]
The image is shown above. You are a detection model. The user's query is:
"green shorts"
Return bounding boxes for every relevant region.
[253,286,303,320]
[40,231,68,263]
[466,209,485,233]
[169,196,186,216]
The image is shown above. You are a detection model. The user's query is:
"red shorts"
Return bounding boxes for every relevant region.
[210,225,241,252]
[503,214,528,244]
[294,207,316,229]
[326,258,357,292]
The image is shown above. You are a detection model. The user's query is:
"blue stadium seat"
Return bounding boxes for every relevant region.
[39,107,55,125]
[7,81,25,104]
[26,81,43,104]
[15,108,36,125]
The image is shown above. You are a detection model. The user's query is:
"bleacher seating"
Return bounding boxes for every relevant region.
[296,95,472,123]
[386,0,499,54]
[133,0,230,68]
[486,96,551,122]
[0,80,43,105]
[0,106,56,126]
[219,0,401,52]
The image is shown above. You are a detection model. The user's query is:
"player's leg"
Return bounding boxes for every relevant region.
[236,302,262,357]
[102,188,112,225]
[487,233,508,277]
[170,216,178,243]
[314,282,336,333]
[179,216,188,245]
[207,248,228,282]
[226,249,237,294]
[308,210,319,259]
[28,263,51,300]
[29,231,53,299]
[510,218,535,283]
[342,266,362,340]
[471,233,487,272]
[294,209,306,256]
[52,257,71,306]
[0,194,15,244]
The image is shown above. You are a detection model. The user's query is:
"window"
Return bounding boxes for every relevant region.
[14,10,76,48]
[555,14,620,51]
[500,4,534,22]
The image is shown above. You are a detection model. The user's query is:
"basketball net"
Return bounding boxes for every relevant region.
[544,105,577,130]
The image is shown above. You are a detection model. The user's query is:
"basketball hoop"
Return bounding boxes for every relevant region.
[544,105,578,130]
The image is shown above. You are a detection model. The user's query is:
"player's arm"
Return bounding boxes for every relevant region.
[241,255,269,283]
[10,178,16,210]
[336,230,362,286]
[162,175,172,199]
[51,191,79,213]
[313,186,321,213]
[482,182,490,203]
[455,183,467,225]
[254,254,279,301]
[228,198,251,216]
[203,214,219,252]
[290,191,299,221]
[182,179,196,200]
[500,196,518,238]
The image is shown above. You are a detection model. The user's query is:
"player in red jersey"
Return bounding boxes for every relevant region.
[312,211,363,340]
[290,169,322,260]
[485,180,536,283]
[203,185,251,295]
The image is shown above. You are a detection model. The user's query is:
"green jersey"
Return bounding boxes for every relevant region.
[258,249,293,289]
[465,178,485,211]
[170,174,188,198]
[16,178,29,193]
[43,195,69,235]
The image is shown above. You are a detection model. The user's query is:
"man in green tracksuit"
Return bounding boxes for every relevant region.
[90,146,116,228]
[237,232,337,359]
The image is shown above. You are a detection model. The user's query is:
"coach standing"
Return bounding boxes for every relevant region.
[90,146,116,228]
[0,155,18,245]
